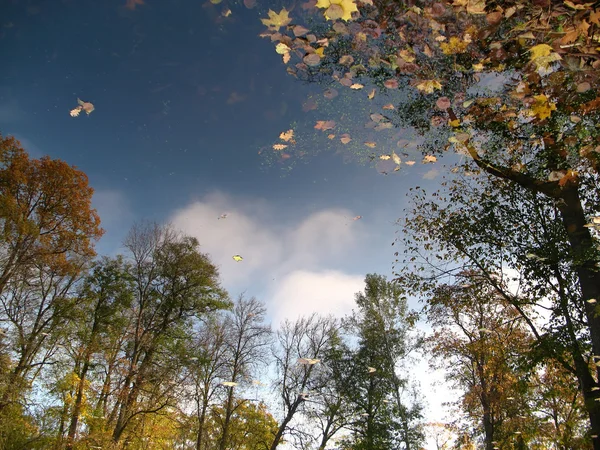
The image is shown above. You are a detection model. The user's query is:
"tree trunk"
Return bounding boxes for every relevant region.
[218,387,235,450]
[556,186,600,449]
[65,360,90,450]
[270,397,302,450]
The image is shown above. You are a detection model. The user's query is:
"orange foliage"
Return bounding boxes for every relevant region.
[0,134,103,292]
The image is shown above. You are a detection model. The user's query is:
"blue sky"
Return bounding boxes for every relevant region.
[1,0,456,438]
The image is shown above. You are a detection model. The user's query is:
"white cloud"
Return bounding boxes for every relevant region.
[170,191,368,290]
[269,270,365,326]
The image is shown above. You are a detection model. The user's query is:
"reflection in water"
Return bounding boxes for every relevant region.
[1,0,599,449]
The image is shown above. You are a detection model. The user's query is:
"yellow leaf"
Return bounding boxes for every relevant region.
[440,36,469,55]
[415,80,443,93]
[379,154,390,160]
[449,119,461,127]
[276,43,291,54]
[392,152,401,165]
[350,83,364,89]
[261,8,292,31]
[364,141,377,148]
[232,255,244,262]
[316,0,359,21]
[530,94,556,120]
[315,47,326,57]
[528,44,553,61]
[423,155,437,163]
[368,88,376,99]
[273,144,288,150]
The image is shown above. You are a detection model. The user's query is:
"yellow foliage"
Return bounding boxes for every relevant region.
[530,94,557,120]
[261,9,292,31]
[315,0,358,21]
[415,80,443,93]
[440,36,470,55]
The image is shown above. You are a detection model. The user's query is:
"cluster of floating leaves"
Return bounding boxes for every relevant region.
[70,98,94,117]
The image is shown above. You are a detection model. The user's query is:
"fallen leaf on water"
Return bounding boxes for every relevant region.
[350,83,364,89]
[340,133,352,144]
[315,120,336,130]
[298,357,321,365]
[392,152,401,165]
[384,79,399,89]
[423,155,437,163]
[382,103,395,110]
[368,88,376,99]
[304,53,321,66]
[328,134,336,139]
[70,107,82,117]
[415,80,442,93]
[261,8,293,30]
[279,129,294,141]
[76,98,95,115]
[273,144,288,150]
[364,142,376,148]
[405,160,416,166]
[379,155,390,160]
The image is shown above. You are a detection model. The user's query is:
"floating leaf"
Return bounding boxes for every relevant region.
[276,43,291,54]
[328,133,336,139]
[392,152,401,165]
[77,98,95,115]
[436,97,451,110]
[279,129,294,141]
[364,141,377,148]
[384,79,399,89]
[70,107,82,117]
[423,155,437,163]
[531,94,556,120]
[232,255,244,261]
[415,80,442,93]
[261,8,292,30]
[298,357,321,365]
[350,83,364,89]
[304,53,321,66]
[382,103,395,110]
[379,155,391,160]
[324,88,339,99]
[315,0,358,21]
[315,120,336,130]
[405,160,416,166]
[273,144,288,150]
[368,88,376,99]
[340,133,352,144]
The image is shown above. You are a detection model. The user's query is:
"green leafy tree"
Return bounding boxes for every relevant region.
[341,274,424,450]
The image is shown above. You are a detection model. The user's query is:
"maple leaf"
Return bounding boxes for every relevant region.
[261,9,292,31]
[415,80,443,93]
[530,94,556,120]
[70,106,82,117]
[279,129,294,141]
[528,44,554,61]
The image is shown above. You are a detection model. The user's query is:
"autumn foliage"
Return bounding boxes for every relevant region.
[0,134,103,293]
